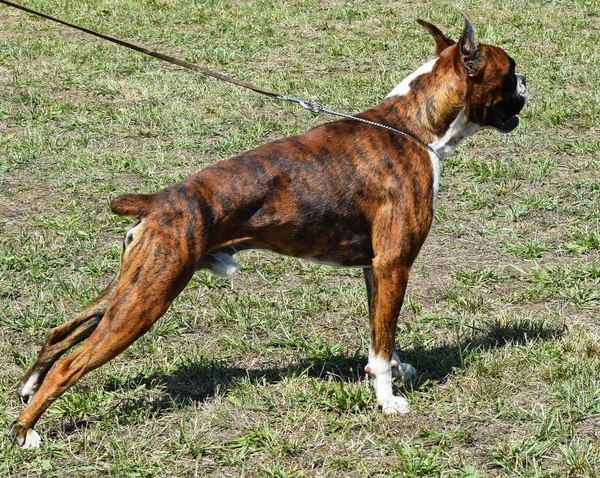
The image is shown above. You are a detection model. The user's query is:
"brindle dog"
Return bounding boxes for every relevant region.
[10,14,527,448]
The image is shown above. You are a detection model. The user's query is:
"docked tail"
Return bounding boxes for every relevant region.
[110,193,157,217]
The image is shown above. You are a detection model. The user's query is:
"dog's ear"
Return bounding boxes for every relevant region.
[459,13,486,76]
[416,19,456,56]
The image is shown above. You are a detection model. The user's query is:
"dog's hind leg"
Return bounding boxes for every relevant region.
[9,222,201,448]
[16,277,119,404]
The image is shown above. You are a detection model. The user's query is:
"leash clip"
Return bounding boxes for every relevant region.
[299,97,324,114]
[277,95,323,114]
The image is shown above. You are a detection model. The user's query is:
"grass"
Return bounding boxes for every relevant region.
[1,0,599,476]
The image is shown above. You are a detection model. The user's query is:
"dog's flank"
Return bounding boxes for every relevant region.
[10,14,527,448]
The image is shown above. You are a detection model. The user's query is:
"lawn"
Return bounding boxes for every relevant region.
[1,0,599,476]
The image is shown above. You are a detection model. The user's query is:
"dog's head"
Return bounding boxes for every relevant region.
[417,14,528,133]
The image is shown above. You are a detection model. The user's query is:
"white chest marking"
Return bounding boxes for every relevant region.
[386,59,437,98]
[428,108,480,209]
[428,150,441,210]
[429,108,480,159]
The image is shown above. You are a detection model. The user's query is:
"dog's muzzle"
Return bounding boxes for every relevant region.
[489,74,528,133]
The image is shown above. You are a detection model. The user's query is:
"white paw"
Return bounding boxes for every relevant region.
[21,429,42,449]
[378,396,410,415]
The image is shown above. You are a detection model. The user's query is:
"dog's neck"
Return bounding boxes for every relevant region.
[378,57,480,159]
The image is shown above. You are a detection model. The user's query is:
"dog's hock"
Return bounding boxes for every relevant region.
[124,221,144,250]
[17,372,41,404]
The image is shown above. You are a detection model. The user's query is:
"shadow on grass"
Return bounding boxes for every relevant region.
[407,317,567,388]
[98,317,566,412]
[103,351,367,404]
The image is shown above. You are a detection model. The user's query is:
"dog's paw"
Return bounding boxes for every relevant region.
[391,361,417,382]
[378,396,410,415]
[22,429,42,449]
[8,422,42,449]
[390,353,417,382]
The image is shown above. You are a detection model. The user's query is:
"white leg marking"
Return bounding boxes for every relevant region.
[368,356,410,415]
[21,429,42,449]
[19,373,40,404]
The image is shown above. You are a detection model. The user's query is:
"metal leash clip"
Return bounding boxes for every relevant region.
[277,95,323,114]
[299,97,324,114]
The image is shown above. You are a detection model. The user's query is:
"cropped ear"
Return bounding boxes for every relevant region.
[417,19,456,56]
[459,13,486,76]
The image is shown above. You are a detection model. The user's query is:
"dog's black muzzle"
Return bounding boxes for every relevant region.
[488,74,528,133]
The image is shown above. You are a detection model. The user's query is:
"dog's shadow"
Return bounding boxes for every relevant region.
[94,317,565,420]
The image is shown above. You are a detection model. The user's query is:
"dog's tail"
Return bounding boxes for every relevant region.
[110,193,156,218]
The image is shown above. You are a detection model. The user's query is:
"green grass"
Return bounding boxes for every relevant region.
[1,0,600,476]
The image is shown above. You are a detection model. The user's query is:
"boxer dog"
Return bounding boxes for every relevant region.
[10,14,527,448]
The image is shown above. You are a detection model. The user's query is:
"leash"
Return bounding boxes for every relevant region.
[0,0,440,160]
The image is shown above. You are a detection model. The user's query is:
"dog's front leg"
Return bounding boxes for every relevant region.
[363,268,416,385]
[366,259,412,414]
[364,200,430,413]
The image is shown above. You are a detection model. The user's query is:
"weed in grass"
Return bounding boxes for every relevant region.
[454,464,486,478]
[393,442,443,477]
[503,202,531,222]
[488,434,555,475]
[453,267,502,287]
[311,379,374,413]
[258,463,298,478]
[565,227,600,253]
[559,439,599,478]
[521,191,559,211]
[502,238,548,258]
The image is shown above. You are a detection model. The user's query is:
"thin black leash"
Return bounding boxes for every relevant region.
[0,0,440,160]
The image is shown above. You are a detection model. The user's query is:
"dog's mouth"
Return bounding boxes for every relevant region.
[488,94,527,133]
[495,114,520,133]
[487,73,528,133]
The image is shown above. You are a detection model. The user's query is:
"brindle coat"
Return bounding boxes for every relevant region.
[10,15,527,448]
